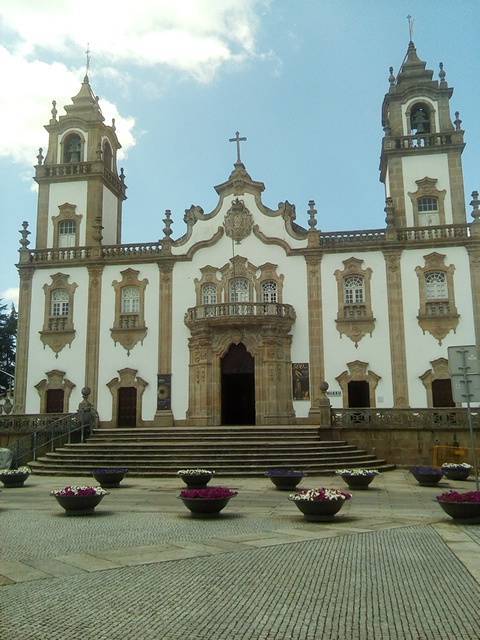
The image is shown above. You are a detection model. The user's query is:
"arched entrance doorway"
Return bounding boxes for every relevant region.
[221,343,255,425]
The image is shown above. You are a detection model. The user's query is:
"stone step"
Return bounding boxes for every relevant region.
[67,441,355,450]
[45,450,374,461]
[30,459,393,477]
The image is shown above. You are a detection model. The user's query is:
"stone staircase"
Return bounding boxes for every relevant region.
[29,426,394,477]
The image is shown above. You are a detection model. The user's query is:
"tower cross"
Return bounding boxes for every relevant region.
[229,131,247,164]
[407,15,414,42]
[85,43,91,75]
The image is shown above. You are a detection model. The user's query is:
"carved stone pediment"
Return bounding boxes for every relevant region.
[224,198,253,243]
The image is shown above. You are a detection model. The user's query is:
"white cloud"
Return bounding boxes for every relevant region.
[0,46,136,165]
[1,288,19,308]
[0,0,268,81]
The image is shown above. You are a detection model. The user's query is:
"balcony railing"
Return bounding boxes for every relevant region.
[384,131,463,152]
[186,302,296,324]
[396,224,470,242]
[36,161,126,197]
[331,408,479,429]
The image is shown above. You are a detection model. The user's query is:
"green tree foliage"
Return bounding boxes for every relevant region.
[0,300,17,392]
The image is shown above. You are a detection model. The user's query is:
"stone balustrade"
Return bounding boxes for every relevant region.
[185,302,296,327]
[331,407,479,429]
[396,224,470,242]
[384,131,463,152]
[35,161,126,198]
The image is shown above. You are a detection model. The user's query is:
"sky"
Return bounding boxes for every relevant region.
[1,0,479,307]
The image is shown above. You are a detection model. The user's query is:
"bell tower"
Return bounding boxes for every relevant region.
[34,74,127,249]
[380,41,466,228]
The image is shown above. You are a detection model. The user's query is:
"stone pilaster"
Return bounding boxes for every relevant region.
[467,245,480,345]
[155,262,174,425]
[84,264,104,408]
[305,254,327,423]
[13,266,34,414]
[383,249,409,407]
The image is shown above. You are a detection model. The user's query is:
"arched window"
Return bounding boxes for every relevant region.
[344,276,365,305]
[58,220,76,248]
[103,140,113,170]
[51,289,70,317]
[410,104,431,134]
[417,197,438,213]
[425,272,448,300]
[121,287,140,314]
[262,280,277,303]
[63,133,82,163]
[202,284,217,305]
[229,278,249,303]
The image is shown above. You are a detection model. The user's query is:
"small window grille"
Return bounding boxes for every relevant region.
[425,272,448,300]
[344,276,365,305]
[262,281,277,303]
[202,284,217,305]
[229,278,249,303]
[121,287,140,314]
[51,289,69,317]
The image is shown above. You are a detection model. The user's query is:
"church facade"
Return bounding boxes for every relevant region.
[13,41,480,427]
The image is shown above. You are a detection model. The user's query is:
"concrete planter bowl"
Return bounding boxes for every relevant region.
[92,468,128,488]
[180,474,214,489]
[437,491,480,523]
[292,498,346,522]
[54,493,106,516]
[178,487,237,517]
[341,474,375,490]
[0,471,30,488]
[442,468,471,481]
[410,467,443,487]
[265,470,304,491]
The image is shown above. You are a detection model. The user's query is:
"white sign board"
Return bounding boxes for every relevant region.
[448,345,480,376]
[326,390,342,397]
[451,375,480,404]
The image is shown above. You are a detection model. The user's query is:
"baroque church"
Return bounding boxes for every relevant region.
[13,40,480,427]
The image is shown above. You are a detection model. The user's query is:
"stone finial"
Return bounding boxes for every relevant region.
[96,142,103,160]
[111,117,116,132]
[384,197,395,229]
[36,147,44,166]
[51,100,57,121]
[307,200,317,230]
[388,66,396,91]
[120,168,125,183]
[163,209,173,238]
[439,62,447,87]
[19,221,31,250]
[471,191,480,224]
[81,387,91,401]
[454,111,462,131]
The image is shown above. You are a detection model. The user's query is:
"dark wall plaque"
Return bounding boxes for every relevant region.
[292,363,310,400]
[157,374,172,411]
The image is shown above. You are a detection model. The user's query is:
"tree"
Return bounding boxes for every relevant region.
[0,300,17,393]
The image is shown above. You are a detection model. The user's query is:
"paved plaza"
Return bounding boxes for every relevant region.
[1,470,480,639]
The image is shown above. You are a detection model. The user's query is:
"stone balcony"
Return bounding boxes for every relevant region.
[35,161,127,199]
[184,302,296,329]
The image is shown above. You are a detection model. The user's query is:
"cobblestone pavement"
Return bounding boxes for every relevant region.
[1,471,479,639]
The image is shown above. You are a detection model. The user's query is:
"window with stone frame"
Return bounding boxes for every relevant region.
[415,253,459,344]
[40,273,78,355]
[261,280,278,303]
[408,178,446,227]
[418,197,438,213]
[111,269,148,353]
[202,283,217,305]
[63,133,82,163]
[58,220,76,248]
[334,258,375,346]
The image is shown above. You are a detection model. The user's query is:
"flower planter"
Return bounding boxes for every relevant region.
[289,488,351,522]
[265,470,304,491]
[0,471,30,488]
[54,494,106,516]
[92,468,128,488]
[179,487,237,517]
[410,467,443,486]
[177,469,214,489]
[437,500,480,522]
[443,469,471,481]
[341,474,375,490]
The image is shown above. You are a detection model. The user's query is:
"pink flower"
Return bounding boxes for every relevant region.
[437,490,480,503]
[180,487,237,499]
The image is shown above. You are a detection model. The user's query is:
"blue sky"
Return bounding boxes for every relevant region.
[1,0,479,305]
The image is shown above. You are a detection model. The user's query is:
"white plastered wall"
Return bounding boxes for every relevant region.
[47,181,88,246]
[401,246,475,406]
[402,154,453,226]
[96,264,160,422]
[171,192,310,419]
[321,252,393,408]
[25,267,89,413]
[101,186,119,245]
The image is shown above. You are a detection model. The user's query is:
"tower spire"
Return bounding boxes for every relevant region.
[85,43,91,81]
[407,14,414,42]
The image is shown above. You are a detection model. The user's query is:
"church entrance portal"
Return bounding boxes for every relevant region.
[347,381,370,408]
[117,387,137,427]
[221,343,255,425]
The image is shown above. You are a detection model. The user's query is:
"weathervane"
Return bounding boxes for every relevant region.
[407,15,414,42]
[229,131,247,164]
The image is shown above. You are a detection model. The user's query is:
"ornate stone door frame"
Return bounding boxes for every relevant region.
[186,325,295,426]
